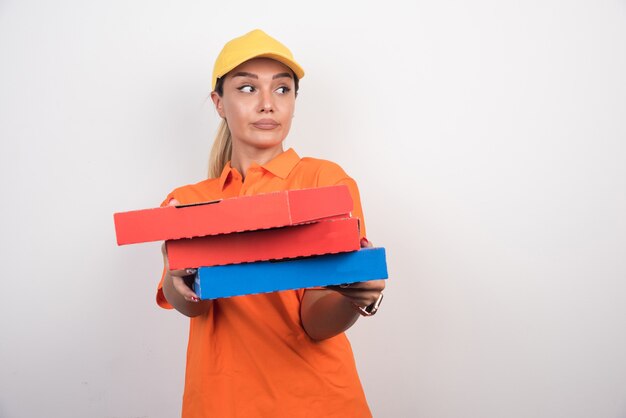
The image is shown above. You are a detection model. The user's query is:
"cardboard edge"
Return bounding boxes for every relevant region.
[194,247,388,300]
[114,186,352,245]
[165,216,361,269]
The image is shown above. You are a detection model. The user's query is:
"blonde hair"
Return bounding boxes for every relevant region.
[208,119,232,178]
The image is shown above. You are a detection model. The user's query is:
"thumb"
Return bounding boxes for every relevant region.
[167,198,181,207]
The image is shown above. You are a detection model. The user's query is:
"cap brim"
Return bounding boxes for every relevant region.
[213,52,305,90]
[253,53,305,80]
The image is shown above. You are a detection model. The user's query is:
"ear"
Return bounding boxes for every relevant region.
[211,91,225,118]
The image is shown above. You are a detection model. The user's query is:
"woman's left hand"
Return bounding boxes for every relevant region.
[326,238,386,309]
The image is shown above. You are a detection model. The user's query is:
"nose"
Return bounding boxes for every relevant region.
[258,89,274,113]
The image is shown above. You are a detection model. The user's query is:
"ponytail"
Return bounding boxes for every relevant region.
[208,76,232,178]
[208,119,232,178]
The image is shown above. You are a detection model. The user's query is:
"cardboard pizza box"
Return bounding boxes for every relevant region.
[114,185,353,245]
[193,247,388,300]
[166,217,360,270]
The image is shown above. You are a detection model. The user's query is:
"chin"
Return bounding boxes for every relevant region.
[255,141,284,150]
[246,135,285,149]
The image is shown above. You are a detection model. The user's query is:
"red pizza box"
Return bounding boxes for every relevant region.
[165,217,360,269]
[114,185,352,245]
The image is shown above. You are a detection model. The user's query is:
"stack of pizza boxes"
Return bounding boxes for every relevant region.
[114,186,387,300]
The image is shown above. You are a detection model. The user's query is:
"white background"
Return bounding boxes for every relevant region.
[1,1,625,417]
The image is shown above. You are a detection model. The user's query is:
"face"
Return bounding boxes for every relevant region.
[211,58,297,151]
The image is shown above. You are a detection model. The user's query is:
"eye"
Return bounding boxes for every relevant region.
[275,86,291,95]
[238,85,255,93]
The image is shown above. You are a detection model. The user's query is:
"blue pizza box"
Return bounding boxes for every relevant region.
[194,247,388,300]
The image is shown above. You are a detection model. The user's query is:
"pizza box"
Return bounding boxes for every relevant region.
[114,185,352,245]
[193,247,388,300]
[166,217,360,269]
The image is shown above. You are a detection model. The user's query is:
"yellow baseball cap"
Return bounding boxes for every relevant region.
[212,29,305,91]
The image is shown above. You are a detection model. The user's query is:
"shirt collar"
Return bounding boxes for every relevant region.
[218,148,301,190]
[262,147,300,179]
[217,161,234,191]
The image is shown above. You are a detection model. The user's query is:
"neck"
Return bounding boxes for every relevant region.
[230,142,284,179]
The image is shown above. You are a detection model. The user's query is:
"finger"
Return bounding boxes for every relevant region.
[347,288,383,306]
[167,198,181,207]
[357,279,386,291]
[327,281,366,289]
[325,284,356,291]
[172,275,201,302]
[330,280,385,292]
[327,281,385,304]
[360,237,373,248]
[326,285,369,297]
[338,290,381,307]
[169,268,197,278]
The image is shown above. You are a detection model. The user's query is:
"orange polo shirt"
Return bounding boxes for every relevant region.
[157,148,372,418]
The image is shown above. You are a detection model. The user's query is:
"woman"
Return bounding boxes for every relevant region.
[157,29,385,417]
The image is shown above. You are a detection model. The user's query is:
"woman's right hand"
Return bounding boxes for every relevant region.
[161,242,200,302]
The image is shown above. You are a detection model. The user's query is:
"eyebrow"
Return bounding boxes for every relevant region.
[231,71,293,80]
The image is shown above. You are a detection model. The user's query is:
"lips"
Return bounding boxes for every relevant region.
[252,119,279,130]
